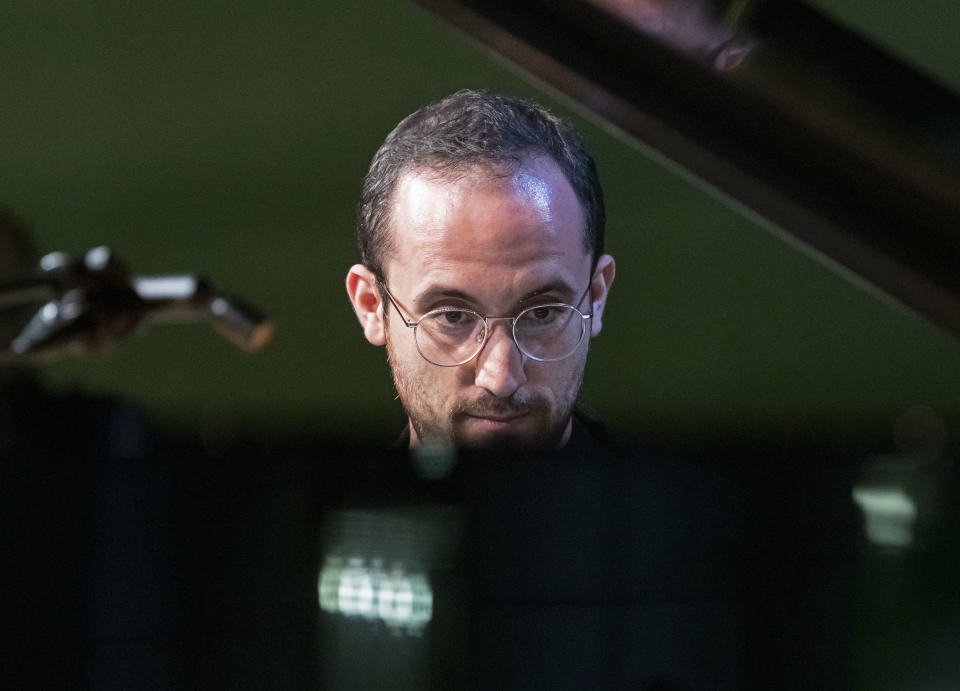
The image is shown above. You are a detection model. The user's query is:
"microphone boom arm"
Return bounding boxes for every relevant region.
[0,247,274,363]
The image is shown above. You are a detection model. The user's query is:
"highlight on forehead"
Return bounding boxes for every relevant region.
[395,153,562,212]
[511,168,553,223]
[380,155,589,282]
[381,160,515,257]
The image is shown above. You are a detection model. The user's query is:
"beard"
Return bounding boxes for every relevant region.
[386,335,581,449]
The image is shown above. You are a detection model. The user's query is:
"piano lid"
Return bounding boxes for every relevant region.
[411,0,960,338]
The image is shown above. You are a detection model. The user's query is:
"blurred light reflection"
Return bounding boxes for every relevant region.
[319,556,433,635]
[852,485,917,549]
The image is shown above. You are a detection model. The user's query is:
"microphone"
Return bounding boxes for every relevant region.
[131,274,274,352]
[2,246,274,362]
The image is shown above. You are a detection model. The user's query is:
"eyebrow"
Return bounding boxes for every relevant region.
[413,286,478,310]
[414,280,577,312]
[516,281,577,304]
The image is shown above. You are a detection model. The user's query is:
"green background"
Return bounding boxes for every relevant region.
[1,0,958,443]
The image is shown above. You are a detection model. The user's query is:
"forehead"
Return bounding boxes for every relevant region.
[384,157,591,305]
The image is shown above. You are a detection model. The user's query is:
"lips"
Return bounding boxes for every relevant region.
[463,411,531,431]
[455,396,540,432]
[467,412,527,423]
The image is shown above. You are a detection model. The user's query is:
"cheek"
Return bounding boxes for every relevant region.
[386,330,424,389]
[410,353,468,399]
[429,365,476,405]
[527,358,581,387]
[387,321,423,363]
[526,357,588,410]
[453,362,478,387]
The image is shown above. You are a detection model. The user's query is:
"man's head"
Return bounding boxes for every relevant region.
[347,90,615,449]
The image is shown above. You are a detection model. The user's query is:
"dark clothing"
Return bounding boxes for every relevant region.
[367,407,859,690]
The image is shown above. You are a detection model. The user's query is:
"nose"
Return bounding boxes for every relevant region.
[473,320,526,398]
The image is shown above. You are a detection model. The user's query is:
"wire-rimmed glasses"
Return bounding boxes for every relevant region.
[380,284,592,367]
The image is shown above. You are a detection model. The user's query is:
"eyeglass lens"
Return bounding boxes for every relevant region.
[414,305,586,366]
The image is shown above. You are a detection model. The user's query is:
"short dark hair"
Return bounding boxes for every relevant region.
[357,89,605,283]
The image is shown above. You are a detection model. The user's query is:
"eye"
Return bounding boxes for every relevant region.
[421,308,478,336]
[526,305,561,324]
[531,306,552,321]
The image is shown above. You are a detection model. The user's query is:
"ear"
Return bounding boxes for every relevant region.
[588,254,616,337]
[346,264,386,346]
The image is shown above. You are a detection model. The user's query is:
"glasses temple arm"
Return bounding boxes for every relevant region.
[378,283,419,328]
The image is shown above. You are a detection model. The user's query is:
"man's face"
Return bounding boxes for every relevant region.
[377,155,610,448]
